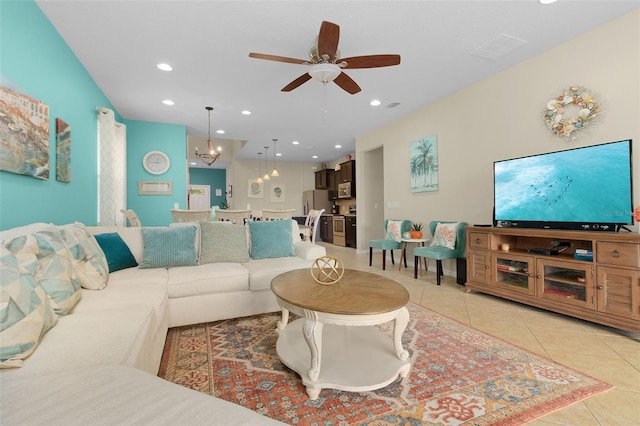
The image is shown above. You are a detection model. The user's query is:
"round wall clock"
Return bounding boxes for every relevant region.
[143,151,170,175]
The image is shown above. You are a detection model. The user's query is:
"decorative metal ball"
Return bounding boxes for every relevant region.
[310,256,345,285]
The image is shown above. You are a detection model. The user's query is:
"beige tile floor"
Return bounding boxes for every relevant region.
[322,243,640,425]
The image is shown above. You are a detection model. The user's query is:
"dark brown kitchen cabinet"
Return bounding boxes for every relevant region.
[320,215,333,243]
[327,170,336,200]
[337,160,355,183]
[315,168,333,190]
[345,215,356,248]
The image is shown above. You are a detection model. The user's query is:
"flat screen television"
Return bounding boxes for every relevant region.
[493,139,633,232]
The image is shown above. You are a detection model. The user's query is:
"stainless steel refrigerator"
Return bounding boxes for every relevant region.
[303,190,331,215]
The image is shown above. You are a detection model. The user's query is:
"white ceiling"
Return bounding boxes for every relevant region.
[36,0,640,168]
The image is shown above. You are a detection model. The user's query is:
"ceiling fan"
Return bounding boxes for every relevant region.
[249,21,401,95]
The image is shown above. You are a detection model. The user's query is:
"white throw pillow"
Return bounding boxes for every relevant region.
[430,222,460,250]
[386,220,404,242]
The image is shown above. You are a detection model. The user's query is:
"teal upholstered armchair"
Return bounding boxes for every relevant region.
[369,219,412,270]
[414,221,468,285]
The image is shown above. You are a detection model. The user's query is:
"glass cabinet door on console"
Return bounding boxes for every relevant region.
[537,258,594,308]
[492,253,536,296]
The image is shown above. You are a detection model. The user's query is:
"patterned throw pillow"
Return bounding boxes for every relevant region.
[58,223,109,290]
[199,222,249,264]
[430,222,460,250]
[0,246,58,368]
[386,220,404,242]
[4,225,82,316]
[139,226,197,269]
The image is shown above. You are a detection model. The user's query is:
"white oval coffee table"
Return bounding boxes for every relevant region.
[270,269,411,400]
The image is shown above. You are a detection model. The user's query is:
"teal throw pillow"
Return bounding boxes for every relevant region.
[94,232,138,272]
[140,226,197,269]
[249,219,295,259]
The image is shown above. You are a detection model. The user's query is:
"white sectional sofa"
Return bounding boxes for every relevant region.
[1,219,325,425]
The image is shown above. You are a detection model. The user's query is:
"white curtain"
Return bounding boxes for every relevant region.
[97,107,127,226]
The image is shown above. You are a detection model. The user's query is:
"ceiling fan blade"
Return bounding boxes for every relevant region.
[249,52,308,65]
[281,73,312,92]
[334,72,361,95]
[317,21,340,61]
[339,54,401,69]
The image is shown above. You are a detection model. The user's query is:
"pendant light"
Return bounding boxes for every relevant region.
[271,138,279,177]
[195,106,222,166]
[257,152,263,183]
[263,146,271,180]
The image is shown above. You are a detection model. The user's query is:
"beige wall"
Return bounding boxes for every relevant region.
[225,159,318,215]
[356,10,640,262]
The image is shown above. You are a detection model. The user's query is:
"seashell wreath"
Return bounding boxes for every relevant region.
[544,86,601,139]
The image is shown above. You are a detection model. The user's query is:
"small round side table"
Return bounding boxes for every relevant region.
[399,238,430,272]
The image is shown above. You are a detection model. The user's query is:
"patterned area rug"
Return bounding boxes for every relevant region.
[158,303,612,425]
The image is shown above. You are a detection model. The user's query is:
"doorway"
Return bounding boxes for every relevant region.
[188,185,211,210]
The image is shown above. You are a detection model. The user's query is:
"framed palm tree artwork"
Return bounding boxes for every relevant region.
[410,134,438,193]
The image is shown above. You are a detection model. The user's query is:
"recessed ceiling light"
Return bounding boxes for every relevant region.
[216,129,225,134]
[276,153,282,157]
[539,0,557,4]
[241,110,251,115]
[370,99,381,106]
[335,144,342,149]
[312,155,318,159]
[190,162,197,166]
[162,99,174,106]
[292,141,300,145]
[157,63,173,71]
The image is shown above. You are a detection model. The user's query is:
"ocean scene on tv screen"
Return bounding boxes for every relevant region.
[495,141,632,224]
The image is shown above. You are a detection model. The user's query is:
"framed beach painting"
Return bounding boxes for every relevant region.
[270,183,286,203]
[0,85,50,180]
[410,134,438,193]
[247,179,264,198]
[55,118,71,182]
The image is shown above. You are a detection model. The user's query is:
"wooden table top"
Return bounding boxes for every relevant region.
[270,269,410,315]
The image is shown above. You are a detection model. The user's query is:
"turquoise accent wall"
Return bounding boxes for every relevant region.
[124,120,187,227]
[0,1,188,230]
[0,0,117,229]
[189,168,227,209]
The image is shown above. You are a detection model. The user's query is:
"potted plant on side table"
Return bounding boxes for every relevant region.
[410,222,423,239]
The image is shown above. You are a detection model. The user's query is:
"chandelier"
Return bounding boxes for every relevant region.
[195,106,221,166]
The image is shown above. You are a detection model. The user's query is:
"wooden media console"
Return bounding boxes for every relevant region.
[465,226,639,333]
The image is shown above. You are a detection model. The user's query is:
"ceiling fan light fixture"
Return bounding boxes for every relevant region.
[308,63,341,84]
